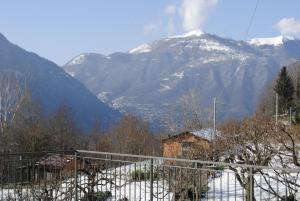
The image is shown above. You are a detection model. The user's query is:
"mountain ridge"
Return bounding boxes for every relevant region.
[63,31,300,127]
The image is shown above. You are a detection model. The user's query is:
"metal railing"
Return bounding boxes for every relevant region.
[0,150,300,200]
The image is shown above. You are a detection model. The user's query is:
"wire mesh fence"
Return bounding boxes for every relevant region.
[0,150,299,200]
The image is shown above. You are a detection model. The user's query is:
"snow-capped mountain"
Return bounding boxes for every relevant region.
[0,33,120,131]
[63,31,300,127]
[247,35,295,46]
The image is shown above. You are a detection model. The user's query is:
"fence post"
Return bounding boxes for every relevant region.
[193,162,197,200]
[74,151,78,201]
[150,158,154,201]
[249,167,253,201]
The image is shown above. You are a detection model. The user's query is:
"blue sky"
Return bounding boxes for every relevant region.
[1,0,300,65]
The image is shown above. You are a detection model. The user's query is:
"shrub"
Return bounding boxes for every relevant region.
[130,169,159,181]
[82,191,112,201]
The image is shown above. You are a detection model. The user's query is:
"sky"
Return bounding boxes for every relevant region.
[1,0,300,65]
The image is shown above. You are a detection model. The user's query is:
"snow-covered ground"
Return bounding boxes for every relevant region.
[1,160,300,201]
[205,169,300,201]
[0,159,172,201]
[75,159,172,201]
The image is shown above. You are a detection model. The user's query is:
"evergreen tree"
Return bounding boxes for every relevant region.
[295,73,300,123]
[274,66,295,113]
[296,72,300,100]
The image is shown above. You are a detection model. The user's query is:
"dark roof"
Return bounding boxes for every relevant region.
[163,128,220,143]
[36,154,74,169]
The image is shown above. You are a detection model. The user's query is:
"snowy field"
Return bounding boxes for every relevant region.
[205,169,300,201]
[1,160,300,201]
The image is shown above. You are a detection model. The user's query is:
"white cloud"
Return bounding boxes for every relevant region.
[143,0,218,35]
[164,4,176,15]
[167,17,175,35]
[179,0,218,31]
[276,17,300,38]
[144,4,177,35]
[143,21,162,34]
[164,4,177,34]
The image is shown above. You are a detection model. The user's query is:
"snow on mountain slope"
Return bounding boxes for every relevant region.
[168,29,204,38]
[66,54,86,65]
[248,35,295,46]
[129,43,152,54]
[63,32,300,128]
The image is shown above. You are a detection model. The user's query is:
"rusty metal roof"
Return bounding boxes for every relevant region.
[36,154,74,169]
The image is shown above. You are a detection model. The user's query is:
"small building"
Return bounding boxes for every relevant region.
[35,153,87,180]
[162,129,217,160]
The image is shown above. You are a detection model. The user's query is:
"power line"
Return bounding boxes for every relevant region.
[215,1,261,101]
[212,0,261,121]
[244,0,260,40]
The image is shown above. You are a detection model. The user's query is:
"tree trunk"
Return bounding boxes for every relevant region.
[245,175,255,201]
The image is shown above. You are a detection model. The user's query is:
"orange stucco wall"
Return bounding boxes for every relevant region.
[162,133,211,159]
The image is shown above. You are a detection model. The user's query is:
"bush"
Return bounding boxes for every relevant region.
[282,194,296,201]
[82,191,112,201]
[214,165,225,171]
[130,169,159,181]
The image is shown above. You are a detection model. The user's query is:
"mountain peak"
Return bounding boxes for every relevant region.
[65,53,111,66]
[248,35,295,46]
[129,43,152,54]
[168,29,205,39]
[66,54,87,66]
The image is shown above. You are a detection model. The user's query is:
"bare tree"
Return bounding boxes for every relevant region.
[87,119,110,151]
[219,115,300,200]
[219,116,277,201]
[48,104,81,151]
[6,88,54,153]
[164,89,209,134]
[104,114,161,155]
[0,72,27,152]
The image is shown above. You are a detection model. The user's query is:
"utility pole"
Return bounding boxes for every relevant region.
[275,93,278,130]
[213,97,216,139]
[290,107,292,130]
[212,97,216,159]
